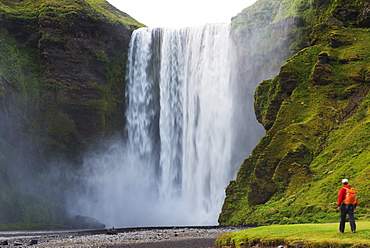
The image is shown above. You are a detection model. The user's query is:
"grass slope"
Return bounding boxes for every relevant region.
[0,0,145,28]
[217,221,370,247]
[220,11,370,226]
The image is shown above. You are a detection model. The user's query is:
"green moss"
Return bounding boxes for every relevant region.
[320,0,364,26]
[86,0,145,28]
[0,0,144,28]
[0,189,69,230]
[0,28,42,96]
[94,48,110,63]
[271,0,316,24]
[221,20,370,225]
[46,112,82,151]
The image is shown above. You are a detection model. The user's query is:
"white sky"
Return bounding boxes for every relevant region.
[107,0,258,28]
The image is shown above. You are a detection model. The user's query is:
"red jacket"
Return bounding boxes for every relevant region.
[338,185,357,207]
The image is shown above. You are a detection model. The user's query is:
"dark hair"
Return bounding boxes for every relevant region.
[343,182,348,185]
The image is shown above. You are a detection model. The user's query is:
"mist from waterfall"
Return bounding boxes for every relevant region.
[68,23,266,227]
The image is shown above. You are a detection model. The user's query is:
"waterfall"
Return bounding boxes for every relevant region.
[126,24,235,224]
[69,23,265,227]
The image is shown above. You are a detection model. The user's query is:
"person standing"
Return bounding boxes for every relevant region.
[337,178,358,233]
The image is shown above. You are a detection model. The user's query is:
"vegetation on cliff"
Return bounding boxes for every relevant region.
[0,0,143,228]
[219,0,370,226]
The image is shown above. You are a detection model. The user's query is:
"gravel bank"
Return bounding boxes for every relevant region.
[0,226,248,247]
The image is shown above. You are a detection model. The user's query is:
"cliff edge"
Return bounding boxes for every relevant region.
[219,0,370,225]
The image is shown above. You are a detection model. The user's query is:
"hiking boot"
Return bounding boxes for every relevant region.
[351,230,356,233]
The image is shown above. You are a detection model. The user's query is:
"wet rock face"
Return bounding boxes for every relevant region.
[362,1,370,25]
[332,0,370,27]
[3,17,41,48]
[1,7,135,157]
[279,65,298,98]
[312,63,337,86]
[38,14,132,140]
[329,33,353,48]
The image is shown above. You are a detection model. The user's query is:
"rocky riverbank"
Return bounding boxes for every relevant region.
[0,226,248,247]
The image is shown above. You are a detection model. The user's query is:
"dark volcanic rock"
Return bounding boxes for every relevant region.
[38,12,133,148]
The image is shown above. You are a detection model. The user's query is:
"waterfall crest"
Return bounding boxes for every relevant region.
[69,23,265,227]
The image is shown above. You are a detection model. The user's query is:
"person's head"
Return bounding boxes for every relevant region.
[342,178,349,185]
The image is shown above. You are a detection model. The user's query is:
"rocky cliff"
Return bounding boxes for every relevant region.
[0,0,143,228]
[219,0,370,225]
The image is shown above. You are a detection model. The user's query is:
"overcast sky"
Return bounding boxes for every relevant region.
[107,0,258,28]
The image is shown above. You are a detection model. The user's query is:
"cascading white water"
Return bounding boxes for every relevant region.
[126,24,234,224]
[178,25,234,218]
[69,23,265,227]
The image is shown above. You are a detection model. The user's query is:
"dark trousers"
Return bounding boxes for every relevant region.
[340,204,356,233]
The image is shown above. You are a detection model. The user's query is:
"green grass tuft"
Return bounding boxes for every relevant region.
[217,221,370,247]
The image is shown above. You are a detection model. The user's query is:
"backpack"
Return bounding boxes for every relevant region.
[343,187,358,205]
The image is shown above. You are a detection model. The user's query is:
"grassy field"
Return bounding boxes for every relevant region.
[216,221,370,247]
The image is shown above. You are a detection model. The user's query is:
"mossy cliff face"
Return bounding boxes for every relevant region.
[0,0,143,228]
[219,0,370,225]
[1,0,144,158]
